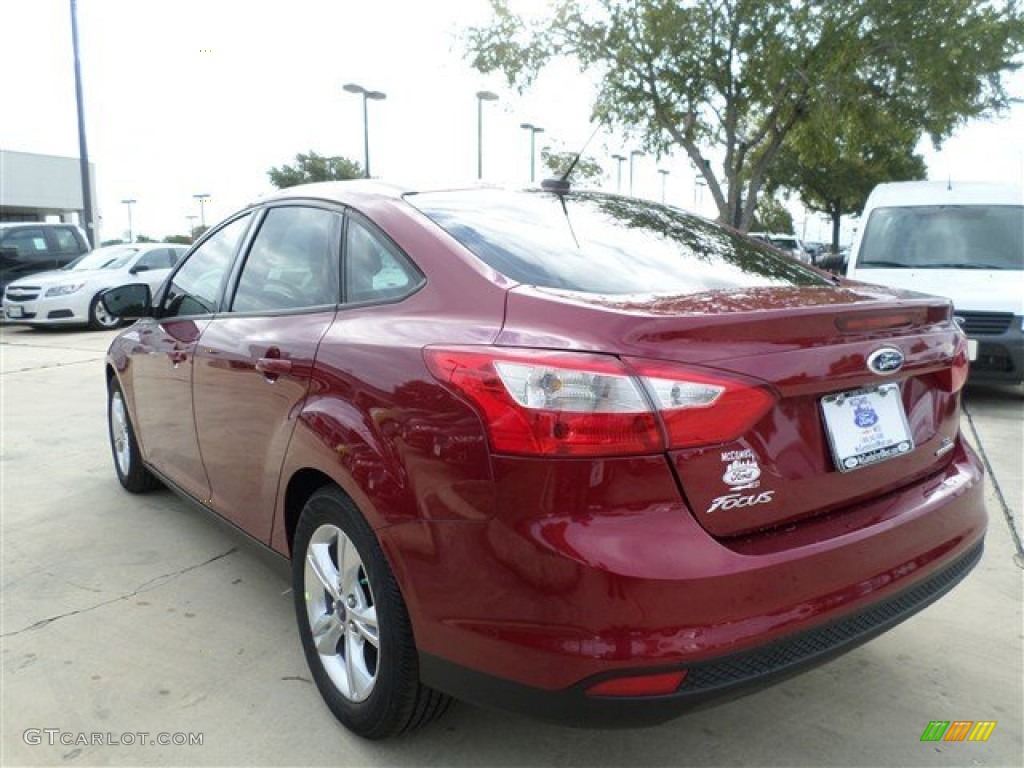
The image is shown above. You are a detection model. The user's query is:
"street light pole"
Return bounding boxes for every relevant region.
[611,154,626,193]
[657,169,669,203]
[193,194,210,230]
[344,83,387,178]
[186,215,198,240]
[69,0,95,247]
[629,150,643,196]
[120,198,136,242]
[475,91,498,180]
[519,123,545,183]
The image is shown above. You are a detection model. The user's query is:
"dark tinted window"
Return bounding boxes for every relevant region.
[232,206,340,312]
[858,205,1024,270]
[344,216,422,303]
[135,248,175,270]
[53,228,82,253]
[163,215,250,318]
[410,190,828,294]
[1,228,48,257]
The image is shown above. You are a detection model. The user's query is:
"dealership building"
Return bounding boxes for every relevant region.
[0,149,97,244]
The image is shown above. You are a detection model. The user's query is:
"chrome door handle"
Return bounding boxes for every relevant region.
[256,358,293,375]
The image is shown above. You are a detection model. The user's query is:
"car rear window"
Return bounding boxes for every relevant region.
[858,205,1024,270]
[409,190,829,294]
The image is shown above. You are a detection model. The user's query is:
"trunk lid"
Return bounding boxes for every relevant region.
[498,283,963,537]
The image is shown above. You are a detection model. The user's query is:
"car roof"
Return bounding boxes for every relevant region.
[0,221,81,230]
[250,179,517,209]
[866,181,1024,207]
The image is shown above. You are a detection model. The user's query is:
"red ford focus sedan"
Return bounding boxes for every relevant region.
[102,181,986,739]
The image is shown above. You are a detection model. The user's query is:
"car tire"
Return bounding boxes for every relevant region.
[89,294,123,331]
[107,379,160,493]
[292,486,451,739]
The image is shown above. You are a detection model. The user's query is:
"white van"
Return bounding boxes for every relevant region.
[847,181,1024,385]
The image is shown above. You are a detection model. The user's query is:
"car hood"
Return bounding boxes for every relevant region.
[7,268,126,288]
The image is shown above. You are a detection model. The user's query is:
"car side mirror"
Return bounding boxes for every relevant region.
[101,283,153,319]
[129,264,150,274]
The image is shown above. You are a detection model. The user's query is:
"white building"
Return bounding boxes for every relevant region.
[0,149,97,244]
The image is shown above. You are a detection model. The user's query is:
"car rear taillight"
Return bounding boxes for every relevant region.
[424,347,776,457]
[939,334,971,393]
[625,358,776,449]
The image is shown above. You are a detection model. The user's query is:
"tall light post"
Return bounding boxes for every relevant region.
[519,123,545,183]
[343,83,387,178]
[475,90,498,180]
[611,154,626,193]
[70,0,95,247]
[629,149,644,196]
[193,193,210,230]
[186,215,198,240]
[657,169,669,203]
[120,198,136,242]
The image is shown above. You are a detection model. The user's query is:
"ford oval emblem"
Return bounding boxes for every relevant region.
[867,348,904,375]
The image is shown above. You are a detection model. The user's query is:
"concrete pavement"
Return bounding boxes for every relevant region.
[1,324,1021,767]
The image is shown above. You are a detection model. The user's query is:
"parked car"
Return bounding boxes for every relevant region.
[0,221,90,297]
[3,243,186,330]
[847,181,1023,384]
[747,231,811,262]
[818,244,851,274]
[101,181,985,739]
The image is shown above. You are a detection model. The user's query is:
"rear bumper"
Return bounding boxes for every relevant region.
[381,439,986,723]
[419,539,983,727]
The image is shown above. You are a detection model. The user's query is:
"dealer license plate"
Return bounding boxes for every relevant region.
[6,306,24,318]
[821,383,914,472]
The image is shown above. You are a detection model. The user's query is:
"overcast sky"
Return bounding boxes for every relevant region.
[1,0,1022,245]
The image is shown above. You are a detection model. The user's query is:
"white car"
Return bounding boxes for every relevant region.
[2,243,187,330]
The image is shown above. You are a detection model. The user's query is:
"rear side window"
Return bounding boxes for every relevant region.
[53,228,82,253]
[858,205,1024,270]
[344,216,422,303]
[410,190,828,294]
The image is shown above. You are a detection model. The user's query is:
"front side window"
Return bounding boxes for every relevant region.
[163,215,250,318]
[135,248,175,271]
[858,205,1024,270]
[344,216,422,303]
[410,190,828,295]
[232,206,339,313]
[1,229,48,257]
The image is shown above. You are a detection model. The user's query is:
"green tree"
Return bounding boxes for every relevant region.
[752,195,794,234]
[540,146,605,185]
[466,0,1024,230]
[163,234,194,245]
[268,151,364,189]
[771,107,927,251]
[135,234,155,243]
